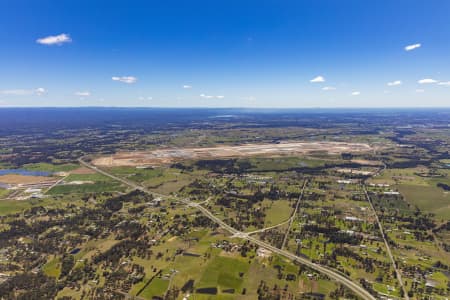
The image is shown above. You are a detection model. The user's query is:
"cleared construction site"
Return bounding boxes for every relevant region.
[93,141,374,167]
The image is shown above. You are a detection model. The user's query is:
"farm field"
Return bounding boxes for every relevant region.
[1,109,450,300]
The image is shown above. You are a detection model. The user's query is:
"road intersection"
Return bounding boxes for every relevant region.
[79,157,377,300]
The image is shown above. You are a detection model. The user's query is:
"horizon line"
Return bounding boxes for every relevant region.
[1,106,450,110]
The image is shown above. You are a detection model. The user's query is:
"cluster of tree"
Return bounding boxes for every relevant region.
[257,280,293,300]
[331,248,375,273]
[329,284,358,299]
[92,239,151,266]
[437,182,450,191]
[0,272,58,299]
[104,189,154,211]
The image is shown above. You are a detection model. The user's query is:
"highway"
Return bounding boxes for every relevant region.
[78,156,377,300]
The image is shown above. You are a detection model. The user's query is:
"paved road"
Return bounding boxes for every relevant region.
[80,157,376,300]
[281,179,308,249]
[363,185,408,299]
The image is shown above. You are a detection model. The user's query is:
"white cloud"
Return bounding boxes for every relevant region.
[200,94,212,99]
[36,33,72,45]
[416,89,425,93]
[112,76,137,84]
[200,94,224,99]
[404,43,421,51]
[1,88,46,96]
[418,78,437,84]
[75,91,90,97]
[387,80,402,86]
[183,85,192,89]
[322,86,336,91]
[310,76,325,83]
[351,91,360,96]
[35,88,46,95]
[438,81,450,86]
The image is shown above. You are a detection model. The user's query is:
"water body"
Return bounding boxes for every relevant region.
[0,169,51,176]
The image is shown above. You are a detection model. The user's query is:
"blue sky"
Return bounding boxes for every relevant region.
[1,0,449,107]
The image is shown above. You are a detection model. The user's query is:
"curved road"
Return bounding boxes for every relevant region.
[78,157,376,300]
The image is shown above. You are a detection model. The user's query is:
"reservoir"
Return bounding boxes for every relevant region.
[0,169,51,177]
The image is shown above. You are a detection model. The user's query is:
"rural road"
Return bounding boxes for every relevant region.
[78,157,377,300]
[363,185,408,299]
[280,179,307,249]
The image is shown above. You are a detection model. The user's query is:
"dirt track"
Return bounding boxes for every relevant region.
[93,141,374,167]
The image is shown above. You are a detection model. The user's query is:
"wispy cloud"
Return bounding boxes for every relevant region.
[310,76,325,83]
[418,78,437,84]
[1,88,46,96]
[112,76,137,84]
[241,96,256,101]
[200,94,224,99]
[36,33,72,45]
[404,43,421,51]
[183,85,192,89]
[438,81,450,86]
[322,86,336,91]
[75,91,91,97]
[351,91,360,96]
[387,80,402,86]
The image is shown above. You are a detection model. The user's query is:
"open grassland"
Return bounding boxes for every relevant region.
[48,172,126,195]
[47,182,125,194]
[23,162,79,173]
[262,199,293,226]
[0,199,31,215]
[139,277,169,299]
[0,187,10,198]
[370,167,450,220]
[398,184,450,220]
[42,256,61,277]
[247,156,329,172]
[197,255,249,293]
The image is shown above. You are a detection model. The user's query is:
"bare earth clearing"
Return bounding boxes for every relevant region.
[93,141,374,167]
[0,174,58,185]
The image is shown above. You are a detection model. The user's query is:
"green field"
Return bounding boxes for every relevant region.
[42,256,61,277]
[23,162,79,173]
[0,199,33,215]
[398,184,450,220]
[47,182,125,194]
[0,188,10,198]
[197,256,250,294]
[262,199,293,226]
[138,277,170,299]
[48,172,126,194]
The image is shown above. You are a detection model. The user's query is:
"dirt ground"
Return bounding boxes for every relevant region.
[93,141,374,167]
[70,167,96,174]
[0,174,57,185]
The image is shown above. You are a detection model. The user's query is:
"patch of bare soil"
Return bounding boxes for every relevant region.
[70,167,96,174]
[0,174,56,185]
[93,141,374,167]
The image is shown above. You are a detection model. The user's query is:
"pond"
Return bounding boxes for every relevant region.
[0,169,52,176]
